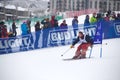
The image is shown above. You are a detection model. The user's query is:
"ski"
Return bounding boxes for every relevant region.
[63,58,85,61]
[63,57,92,61]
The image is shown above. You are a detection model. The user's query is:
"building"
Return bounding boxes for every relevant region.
[0,3,29,21]
[0,0,49,20]
[49,0,120,15]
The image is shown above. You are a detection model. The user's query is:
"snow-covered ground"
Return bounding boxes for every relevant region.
[0,38,120,80]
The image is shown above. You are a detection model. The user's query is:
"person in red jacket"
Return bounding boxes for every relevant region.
[70,31,93,59]
[50,16,58,27]
[1,21,8,38]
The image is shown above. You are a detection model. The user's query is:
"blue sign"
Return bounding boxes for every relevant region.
[93,22,102,44]
[114,22,120,35]
[0,20,120,54]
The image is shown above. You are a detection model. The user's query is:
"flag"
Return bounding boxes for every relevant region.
[93,21,103,58]
[93,22,103,44]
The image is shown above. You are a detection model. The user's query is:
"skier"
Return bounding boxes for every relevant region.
[70,31,93,59]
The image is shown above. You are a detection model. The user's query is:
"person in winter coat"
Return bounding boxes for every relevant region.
[0,21,8,38]
[104,14,110,21]
[72,16,78,28]
[27,20,31,33]
[35,21,41,31]
[84,15,90,27]
[41,18,51,28]
[60,20,68,28]
[21,22,28,35]
[90,13,97,25]
[50,16,58,27]
[0,22,2,38]
[116,13,120,20]
[70,31,93,59]
[12,21,17,36]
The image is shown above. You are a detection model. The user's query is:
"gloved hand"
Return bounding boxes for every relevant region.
[70,45,74,48]
[90,44,93,48]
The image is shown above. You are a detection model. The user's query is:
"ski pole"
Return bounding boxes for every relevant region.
[61,48,71,57]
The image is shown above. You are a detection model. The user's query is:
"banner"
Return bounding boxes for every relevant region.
[0,20,120,54]
[0,35,31,54]
[102,20,120,39]
[93,21,102,44]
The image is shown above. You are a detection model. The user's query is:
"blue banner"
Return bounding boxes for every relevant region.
[0,20,120,54]
[102,20,120,39]
[93,21,102,44]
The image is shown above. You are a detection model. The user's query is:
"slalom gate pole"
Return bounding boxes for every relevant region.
[89,47,93,58]
[89,43,106,58]
[93,43,107,47]
[61,48,71,57]
[100,44,102,58]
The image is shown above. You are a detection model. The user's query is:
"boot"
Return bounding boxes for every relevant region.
[72,56,78,59]
[81,54,86,59]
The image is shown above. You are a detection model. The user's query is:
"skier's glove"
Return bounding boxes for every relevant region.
[90,44,93,48]
[70,45,74,48]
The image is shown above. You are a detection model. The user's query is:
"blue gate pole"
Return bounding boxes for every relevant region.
[100,44,102,58]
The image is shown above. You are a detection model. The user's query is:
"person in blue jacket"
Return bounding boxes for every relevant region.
[21,22,28,35]
[72,16,78,28]
[84,15,90,28]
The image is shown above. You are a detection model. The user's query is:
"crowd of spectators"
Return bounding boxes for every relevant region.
[84,11,120,28]
[0,11,120,39]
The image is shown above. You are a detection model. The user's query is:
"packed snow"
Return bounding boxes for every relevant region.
[0,38,120,80]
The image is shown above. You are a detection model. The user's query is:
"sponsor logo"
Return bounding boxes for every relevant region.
[114,23,120,35]
[50,30,76,42]
[49,26,96,43]
[0,36,30,49]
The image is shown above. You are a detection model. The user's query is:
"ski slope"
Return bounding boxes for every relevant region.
[0,38,120,80]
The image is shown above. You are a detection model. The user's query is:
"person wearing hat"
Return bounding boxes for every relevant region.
[0,21,2,38]
[60,20,68,28]
[90,13,97,25]
[21,21,28,35]
[0,21,8,38]
[72,16,78,28]
[70,31,93,59]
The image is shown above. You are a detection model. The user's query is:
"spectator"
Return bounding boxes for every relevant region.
[50,16,58,27]
[60,20,68,28]
[8,32,14,37]
[27,20,31,33]
[0,22,2,38]
[110,12,117,20]
[116,13,120,20]
[84,15,90,27]
[34,21,41,49]
[90,13,97,24]
[0,21,8,38]
[35,21,41,31]
[41,18,51,28]
[107,10,111,16]
[21,21,28,35]
[104,14,110,21]
[96,13,103,21]
[12,21,17,37]
[72,16,78,28]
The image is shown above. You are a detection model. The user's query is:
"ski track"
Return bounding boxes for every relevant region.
[0,38,120,80]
